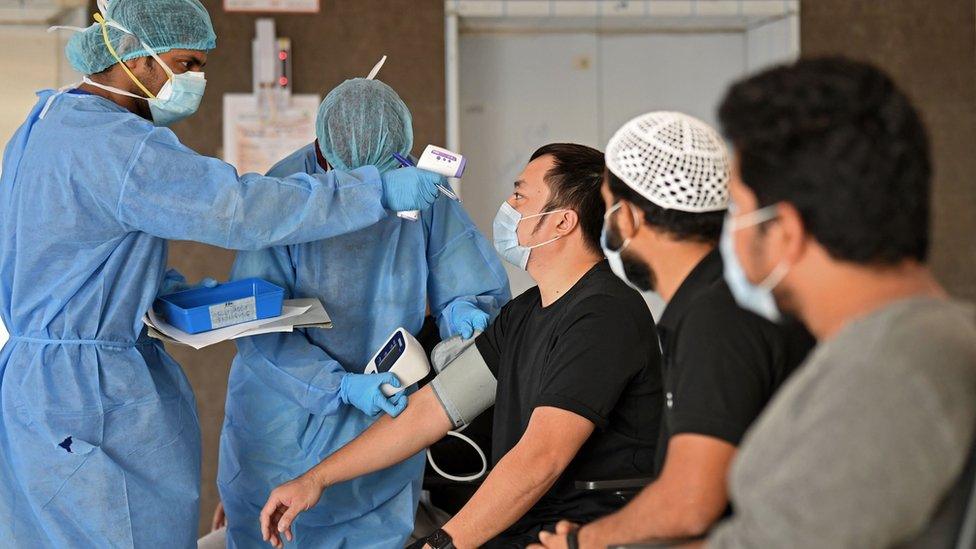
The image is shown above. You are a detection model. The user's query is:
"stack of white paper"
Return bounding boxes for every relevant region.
[143,298,332,350]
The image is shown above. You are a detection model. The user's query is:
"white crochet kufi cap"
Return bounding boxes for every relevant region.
[606,111,730,212]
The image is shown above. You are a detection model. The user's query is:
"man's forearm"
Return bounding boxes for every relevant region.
[442,444,565,548]
[579,469,726,546]
[307,385,452,487]
[573,434,734,547]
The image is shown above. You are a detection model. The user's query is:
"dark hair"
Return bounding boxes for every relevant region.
[529,143,607,254]
[718,56,931,264]
[606,170,725,244]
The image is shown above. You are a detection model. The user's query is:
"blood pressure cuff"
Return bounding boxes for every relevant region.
[429,335,496,429]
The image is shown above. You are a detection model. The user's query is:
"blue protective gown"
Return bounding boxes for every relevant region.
[0,91,389,548]
[218,143,511,548]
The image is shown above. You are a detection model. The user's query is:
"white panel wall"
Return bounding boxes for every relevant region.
[0,28,61,149]
[599,32,746,144]
[460,32,601,294]
[460,30,752,298]
[746,14,800,72]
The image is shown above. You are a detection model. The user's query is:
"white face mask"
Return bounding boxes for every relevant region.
[492,202,567,271]
[719,204,789,322]
[601,202,642,289]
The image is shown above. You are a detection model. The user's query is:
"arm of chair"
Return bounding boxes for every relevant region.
[575,477,655,491]
[608,535,706,548]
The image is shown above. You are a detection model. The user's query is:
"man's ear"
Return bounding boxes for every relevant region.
[123,56,144,72]
[775,201,808,264]
[615,199,640,239]
[554,209,579,236]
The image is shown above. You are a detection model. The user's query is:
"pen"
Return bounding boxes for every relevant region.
[392,152,462,203]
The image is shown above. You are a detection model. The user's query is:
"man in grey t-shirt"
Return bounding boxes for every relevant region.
[705,57,976,548]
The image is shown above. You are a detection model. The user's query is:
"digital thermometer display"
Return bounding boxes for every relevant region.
[374,331,405,374]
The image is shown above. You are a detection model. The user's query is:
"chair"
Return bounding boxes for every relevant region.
[575,477,654,500]
[895,422,976,549]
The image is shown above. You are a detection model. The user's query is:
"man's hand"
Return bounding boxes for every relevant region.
[529,520,580,549]
[259,474,324,547]
[211,500,226,532]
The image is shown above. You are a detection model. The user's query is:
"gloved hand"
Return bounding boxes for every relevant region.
[339,373,408,417]
[380,166,442,212]
[159,269,218,296]
[446,301,490,340]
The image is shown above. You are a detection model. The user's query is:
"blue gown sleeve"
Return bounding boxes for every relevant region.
[423,196,512,340]
[115,128,386,250]
[230,245,349,416]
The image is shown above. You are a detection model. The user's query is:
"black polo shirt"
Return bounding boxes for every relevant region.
[475,260,663,539]
[654,249,814,473]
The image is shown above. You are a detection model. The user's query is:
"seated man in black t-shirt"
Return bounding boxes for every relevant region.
[256,143,664,549]
[532,113,814,549]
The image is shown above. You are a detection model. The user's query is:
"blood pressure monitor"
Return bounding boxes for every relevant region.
[364,327,431,397]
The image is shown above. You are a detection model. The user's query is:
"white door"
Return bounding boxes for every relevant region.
[459,29,756,301]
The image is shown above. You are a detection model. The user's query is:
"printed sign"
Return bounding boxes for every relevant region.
[223,93,320,175]
[224,0,319,13]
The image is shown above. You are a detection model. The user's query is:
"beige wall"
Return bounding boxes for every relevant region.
[0,29,62,148]
[801,0,976,302]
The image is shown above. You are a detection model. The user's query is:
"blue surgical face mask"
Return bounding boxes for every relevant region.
[145,70,207,126]
[719,204,789,322]
[493,201,566,270]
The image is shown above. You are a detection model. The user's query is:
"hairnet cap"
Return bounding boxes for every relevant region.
[606,111,730,212]
[317,78,413,174]
[66,0,217,75]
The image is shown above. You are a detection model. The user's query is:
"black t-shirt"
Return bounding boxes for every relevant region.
[654,249,815,473]
[475,260,663,535]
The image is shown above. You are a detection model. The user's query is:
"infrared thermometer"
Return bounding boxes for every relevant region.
[392,146,466,221]
[364,327,431,397]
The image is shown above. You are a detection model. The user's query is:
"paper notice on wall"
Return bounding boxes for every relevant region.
[223,93,320,175]
[224,0,319,13]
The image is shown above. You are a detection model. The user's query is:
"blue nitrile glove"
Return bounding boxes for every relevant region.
[339,373,408,417]
[380,166,442,212]
[160,269,218,296]
[446,301,490,340]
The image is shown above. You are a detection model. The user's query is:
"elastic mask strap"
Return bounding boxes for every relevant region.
[759,261,789,291]
[521,208,569,222]
[93,13,176,98]
[81,76,144,99]
[47,25,89,33]
[527,234,562,250]
[93,13,156,98]
[730,204,778,231]
[520,207,569,249]
[604,202,639,253]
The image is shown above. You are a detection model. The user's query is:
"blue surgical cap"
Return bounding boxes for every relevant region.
[317,78,414,174]
[66,0,217,75]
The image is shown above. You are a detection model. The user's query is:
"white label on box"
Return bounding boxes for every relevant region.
[209,297,258,329]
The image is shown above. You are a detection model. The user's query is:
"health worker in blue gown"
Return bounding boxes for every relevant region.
[217,76,511,548]
[0,1,443,547]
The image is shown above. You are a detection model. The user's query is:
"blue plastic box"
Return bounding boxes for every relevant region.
[154,278,284,334]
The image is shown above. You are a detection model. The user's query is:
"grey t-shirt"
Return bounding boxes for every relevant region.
[709,297,976,548]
